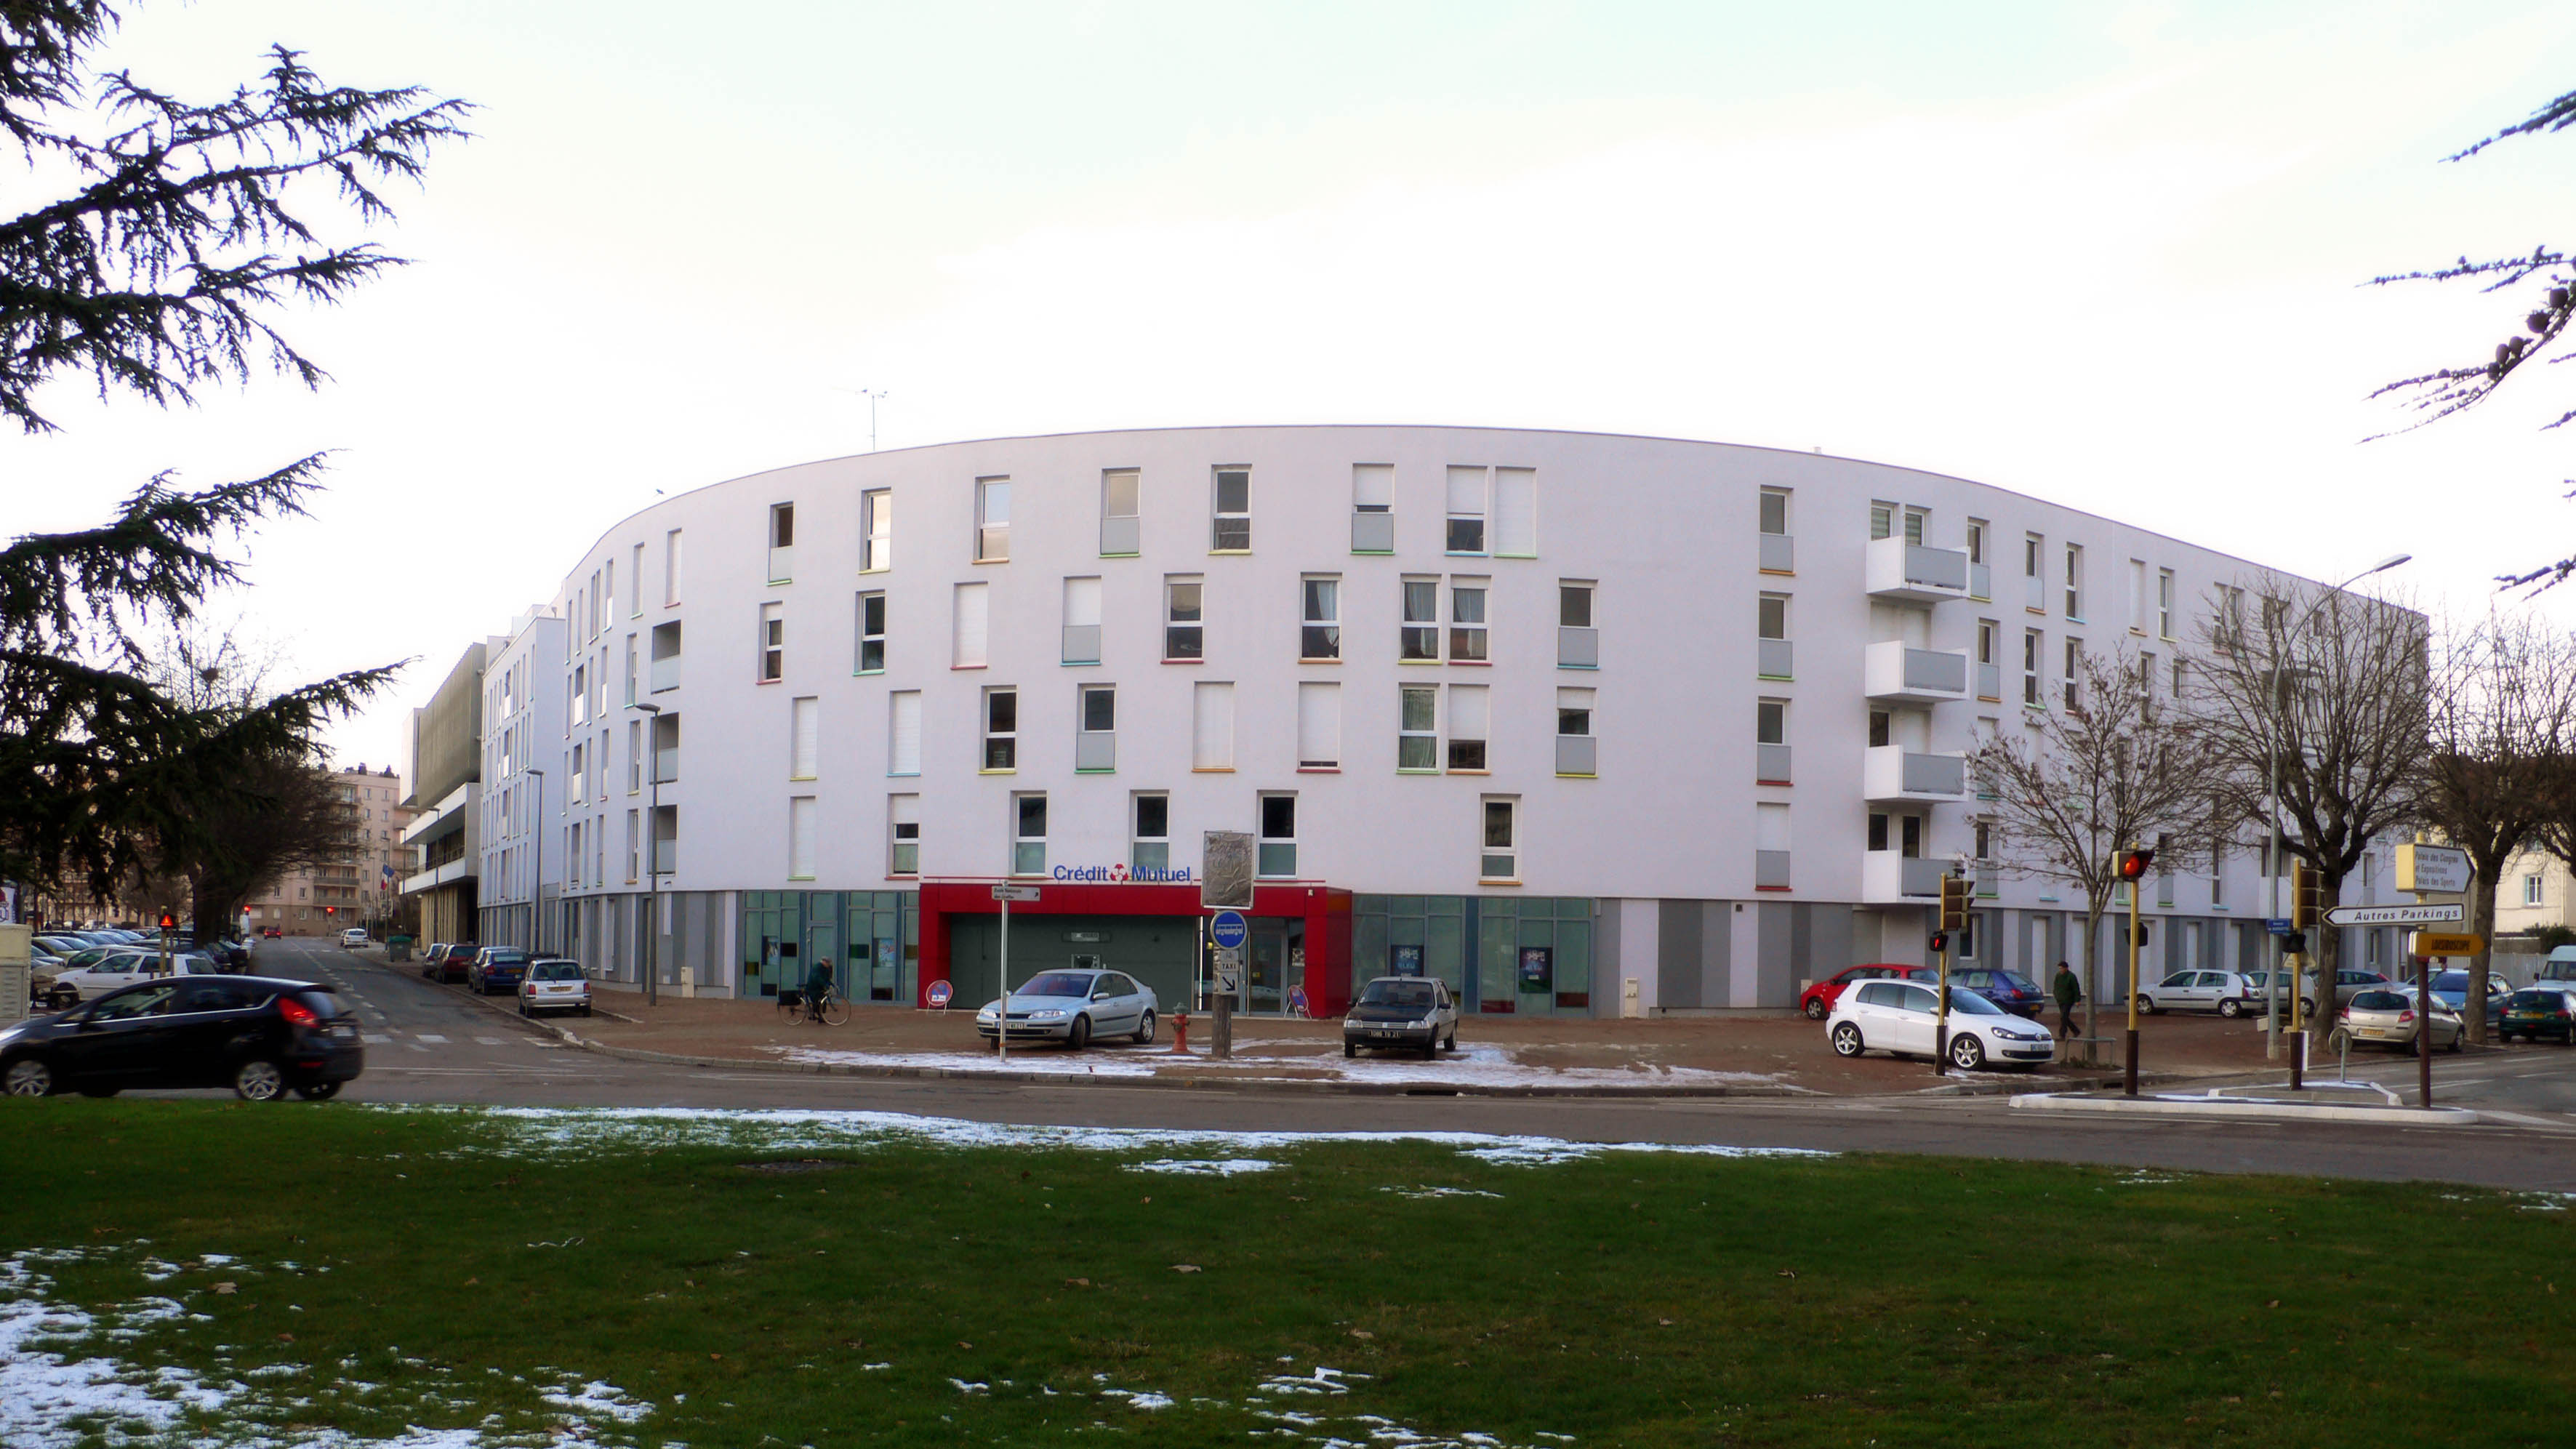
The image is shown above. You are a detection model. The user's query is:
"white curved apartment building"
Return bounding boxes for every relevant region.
[507,425,2415,1018]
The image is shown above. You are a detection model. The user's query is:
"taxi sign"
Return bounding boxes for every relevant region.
[2408,931,2484,958]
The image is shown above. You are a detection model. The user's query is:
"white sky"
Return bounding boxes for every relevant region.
[12,1,2576,775]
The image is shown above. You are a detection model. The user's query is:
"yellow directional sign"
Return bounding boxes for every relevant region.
[2408,931,2484,958]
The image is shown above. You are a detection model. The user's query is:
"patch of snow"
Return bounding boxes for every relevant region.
[246,1362,307,1378]
[540,1376,653,1424]
[1380,1186,1501,1200]
[1127,1158,1277,1176]
[950,1378,990,1394]
[1259,1365,1370,1396]
[765,1040,1787,1091]
[1102,1387,1174,1409]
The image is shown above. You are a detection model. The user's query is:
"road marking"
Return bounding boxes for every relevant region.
[414,1034,448,1043]
[362,1034,391,1044]
[405,1042,430,1053]
[474,1037,506,1046]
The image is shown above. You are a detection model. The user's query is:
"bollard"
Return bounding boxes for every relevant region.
[1169,1011,1192,1055]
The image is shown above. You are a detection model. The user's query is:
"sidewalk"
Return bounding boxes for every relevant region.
[437,970,2298,1098]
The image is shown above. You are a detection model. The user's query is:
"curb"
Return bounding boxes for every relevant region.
[2008,1091,2480,1125]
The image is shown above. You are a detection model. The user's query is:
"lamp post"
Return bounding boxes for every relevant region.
[2263,553,2410,1071]
[526,768,546,955]
[630,702,662,1008]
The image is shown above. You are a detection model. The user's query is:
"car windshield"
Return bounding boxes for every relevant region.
[1018,972,1099,999]
[2350,990,2409,1011]
[2431,972,2472,992]
[531,961,585,982]
[1358,980,1438,1008]
[1946,989,2005,1015]
[1995,972,2038,992]
[485,950,528,965]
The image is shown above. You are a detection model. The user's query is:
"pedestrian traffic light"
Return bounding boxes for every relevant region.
[2116,846,2156,881]
[2291,861,2322,929]
[1938,872,1970,931]
[157,911,176,931]
[1928,931,1949,955]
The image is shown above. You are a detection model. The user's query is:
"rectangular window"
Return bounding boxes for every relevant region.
[856,590,887,673]
[1132,792,1171,872]
[2063,543,2082,619]
[1192,681,1235,771]
[627,543,643,616]
[1445,465,1488,554]
[1757,698,1786,745]
[1870,501,1895,541]
[1447,683,1490,771]
[1869,812,1888,851]
[1063,576,1102,665]
[953,582,988,668]
[627,718,642,794]
[889,794,920,876]
[664,529,683,605]
[788,795,816,880]
[888,691,921,776]
[2023,629,2042,707]
[2129,559,2148,633]
[1448,580,1488,662]
[2063,638,2082,711]
[604,558,616,627]
[1399,684,1438,771]
[1301,576,1340,660]
[650,619,680,693]
[1557,686,1596,777]
[1211,467,1251,551]
[1757,593,1787,639]
[570,740,587,803]
[1401,577,1440,661]
[1297,681,1341,769]
[1496,467,1536,556]
[1011,792,1046,876]
[982,687,1018,771]
[861,489,892,572]
[2526,874,2544,907]
[626,808,639,883]
[1164,576,1203,661]
[650,711,678,784]
[790,696,819,779]
[1559,580,1597,668]
[623,633,637,707]
[1903,507,1927,545]
[1352,463,1395,553]
[974,476,1010,563]
[758,603,784,681]
[571,663,587,725]
[1077,683,1117,771]
[1759,489,1789,536]
[2158,568,2176,639]
[1258,793,1297,878]
[1965,520,1986,564]
[1100,469,1139,556]
[768,503,795,583]
[1480,797,1518,881]
[1869,709,1891,747]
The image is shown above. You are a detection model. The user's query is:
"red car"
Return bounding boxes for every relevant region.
[1799,963,1935,1019]
[260,927,282,939]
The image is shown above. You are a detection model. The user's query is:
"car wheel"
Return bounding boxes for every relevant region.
[1830,1021,1866,1058]
[1343,1042,1357,1059]
[2136,996,2156,1016]
[1802,996,1827,1020]
[517,1001,530,1017]
[1949,1034,1986,1072]
[579,1004,592,1018]
[2301,998,2316,1020]
[1066,1014,1091,1051]
[294,1081,342,1101]
[3,1059,55,1096]
[1443,1032,1458,1052]
[2447,1028,2463,1054]
[232,1058,286,1102]
[2219,999,2243,1019]
[1131,1010,1155,1045]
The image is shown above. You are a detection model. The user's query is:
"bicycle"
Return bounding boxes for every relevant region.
[778,981,850,1026]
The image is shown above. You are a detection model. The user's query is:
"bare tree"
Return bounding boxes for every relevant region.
[2422,616,2576,1040]
[1969,646,2221,1038]
[2186,575,2430,995]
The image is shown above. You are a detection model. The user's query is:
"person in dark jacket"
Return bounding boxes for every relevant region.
[2052,962,2083,1039]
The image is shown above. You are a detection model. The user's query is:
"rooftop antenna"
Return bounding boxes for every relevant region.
[835,387,891,451]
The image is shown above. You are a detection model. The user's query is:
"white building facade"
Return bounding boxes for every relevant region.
[476,608,569,952]
[526,425,2417,1015]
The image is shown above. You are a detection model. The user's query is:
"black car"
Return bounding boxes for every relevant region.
[469,947,530,995]
[1950,968,2048,1019]
[1341,974,1460,1058]
[0,975,364,1101]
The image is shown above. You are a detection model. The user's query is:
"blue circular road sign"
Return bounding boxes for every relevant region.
[1209,910,1248,950]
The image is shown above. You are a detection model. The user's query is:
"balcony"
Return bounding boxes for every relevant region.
[1759,533,1794,573]
[1863,745,1967,803]
[1866,537,1970,603]
[1863,641,1969,705]
[1862,851,1950,904]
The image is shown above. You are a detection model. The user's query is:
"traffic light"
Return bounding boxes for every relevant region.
[2292,861,2322,929]
[157,911,176,931]
[1928,931,1949,955]
[324,906,337,916]
[2116,846,2156,881]
[1938,872,1970,931]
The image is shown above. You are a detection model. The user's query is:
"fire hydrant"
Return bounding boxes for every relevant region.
[1169,1011,1192,1055]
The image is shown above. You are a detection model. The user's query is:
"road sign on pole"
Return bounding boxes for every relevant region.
[2408,931,2485,958]
[2394,843,2471,896]
[992,884,1041,903]
[2320,903,2463,927]
[1209,910,1248,950]
[2264,918,2295,934]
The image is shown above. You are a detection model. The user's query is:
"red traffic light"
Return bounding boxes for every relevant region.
[1928,931,1949,954]
[157,911,177,931]
[2117,848,2156,881]
[324,906,337,915]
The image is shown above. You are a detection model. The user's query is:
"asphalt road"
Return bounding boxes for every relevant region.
[241,937,2576,1194]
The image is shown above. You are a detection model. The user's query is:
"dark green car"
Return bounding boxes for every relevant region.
[2497,987,2576,1044]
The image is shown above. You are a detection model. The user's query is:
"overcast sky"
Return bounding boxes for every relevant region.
[14,1,2576,779]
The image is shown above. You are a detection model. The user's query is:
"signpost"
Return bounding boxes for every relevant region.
[2320,902,2463,928]
[992,883,1040,1063]
[926,979,953,1011]
[2408,931,2484,959]
[2394,843,2471,896]
[1201,833,1254,1061]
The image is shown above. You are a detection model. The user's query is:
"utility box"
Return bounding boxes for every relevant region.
[0,923,28,1027]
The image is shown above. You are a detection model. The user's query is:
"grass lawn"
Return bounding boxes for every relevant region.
[2,1101,2571,1448]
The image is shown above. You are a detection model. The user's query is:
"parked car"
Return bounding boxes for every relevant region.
[2133,970,2261,1018]
[261,926,283,939]
[2332,988,2463,1053]
[418,942,454,979]
[1797,964,1934,1020]
[2535,946,2576,986]
[468,947,531,995]
[339,927,370,948]
[1341,974,1460,1058]
[2423,969,2510,1026]
[0,975,364,1101]
[1827,978,2059,1071]
[432,942,479,985]
[2239,969,2316,1019]
[974,968,1157,1049]
[1949,968,2047,1018]
[2498,987,2576,1044]
[45,951,222,1007]
[517,958,593,1018]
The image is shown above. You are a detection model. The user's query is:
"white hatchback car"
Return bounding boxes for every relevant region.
[1829,977,2059,1072]
[516,958,593,1017]
[339,927,370,948]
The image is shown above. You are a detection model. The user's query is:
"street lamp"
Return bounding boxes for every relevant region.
[525,768,545,955]
[2263,553,2410,1068]
[630,702,662,1008]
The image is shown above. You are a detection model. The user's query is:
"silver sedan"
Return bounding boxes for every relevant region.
[976,969,1158,1050]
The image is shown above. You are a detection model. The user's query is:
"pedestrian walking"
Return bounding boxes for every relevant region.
[2052,961,2082,1039]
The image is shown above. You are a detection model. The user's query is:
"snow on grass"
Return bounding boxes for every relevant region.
[1381,1186,1503,1200]
[367,1104,1830,1171]
[767,1039,1788,1090]
[1126,1158,1277,1176]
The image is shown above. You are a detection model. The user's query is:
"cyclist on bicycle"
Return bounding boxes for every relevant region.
[802,960,835,1020]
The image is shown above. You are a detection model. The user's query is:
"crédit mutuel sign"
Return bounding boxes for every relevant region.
[1049,864,1195,884]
